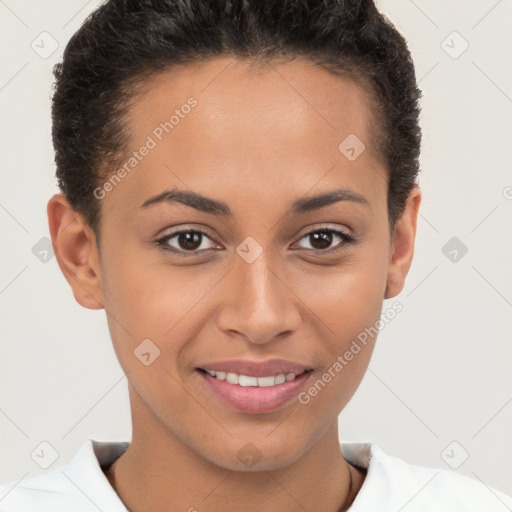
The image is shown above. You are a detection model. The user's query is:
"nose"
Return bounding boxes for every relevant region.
[217,250,301,345]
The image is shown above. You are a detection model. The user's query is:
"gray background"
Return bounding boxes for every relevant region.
[1,0,511,499]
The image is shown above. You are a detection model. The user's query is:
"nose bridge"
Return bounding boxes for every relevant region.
[218,244,300,343]
[241,253,279,312]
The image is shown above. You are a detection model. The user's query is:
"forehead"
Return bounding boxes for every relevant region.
[128,56,377,152]
[105,56,385,218]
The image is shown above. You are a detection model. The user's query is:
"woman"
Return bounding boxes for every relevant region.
[1,0,510,510]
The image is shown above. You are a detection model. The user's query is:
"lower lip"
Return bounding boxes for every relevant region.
[197,370,312,414]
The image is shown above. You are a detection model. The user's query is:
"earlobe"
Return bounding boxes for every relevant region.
[47,193,105,310]
[384,186,421,299]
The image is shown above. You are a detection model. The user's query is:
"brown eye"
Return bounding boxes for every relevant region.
[156,228,218,255]
[296,228,354,254]
[174,231,203,251]
[308,231,334,250]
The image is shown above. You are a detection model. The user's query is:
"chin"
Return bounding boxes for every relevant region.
[196,434,307,472]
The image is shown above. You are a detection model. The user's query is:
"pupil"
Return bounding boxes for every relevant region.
[179,231,201,250]
[311,231,332,250]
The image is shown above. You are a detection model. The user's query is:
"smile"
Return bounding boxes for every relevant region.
[198,368,306,387]
[196,368,313,414]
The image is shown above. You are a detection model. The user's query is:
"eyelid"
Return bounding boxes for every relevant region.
[155,225,220,255]
[295,223,354,241]
[156,224,217,240]
[292,226,356,254]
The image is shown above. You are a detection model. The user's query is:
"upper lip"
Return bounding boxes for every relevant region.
[197,358,313,377]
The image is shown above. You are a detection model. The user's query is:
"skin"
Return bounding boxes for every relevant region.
[47,56,420,512]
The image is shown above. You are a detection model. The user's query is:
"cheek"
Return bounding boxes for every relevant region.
[292,247,388,406]
[329,274,386,348]
[101,246,195,330]
[298,255,388,347]
[100,252,223,371]
[296,271,384,419]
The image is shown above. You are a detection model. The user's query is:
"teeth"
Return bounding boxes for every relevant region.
[239,375,258,386]
[257,376,276,387]
[203,370,299,387]
[226,372,239,384]
[275,374,286,384]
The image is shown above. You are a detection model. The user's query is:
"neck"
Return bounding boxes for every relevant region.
[105,384,366,512]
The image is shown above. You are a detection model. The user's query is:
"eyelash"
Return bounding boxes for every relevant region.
[155,227,356,257]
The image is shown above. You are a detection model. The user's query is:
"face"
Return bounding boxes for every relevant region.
[49,56,420,472]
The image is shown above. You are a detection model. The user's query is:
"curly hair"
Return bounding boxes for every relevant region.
[52,0,422,237]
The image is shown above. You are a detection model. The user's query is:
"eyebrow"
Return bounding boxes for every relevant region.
[140,187,369,216]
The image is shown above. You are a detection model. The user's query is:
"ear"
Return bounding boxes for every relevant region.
[47,193,105,310]
[384,186,421,299]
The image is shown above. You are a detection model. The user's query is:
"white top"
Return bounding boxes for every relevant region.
[1,439,511,511]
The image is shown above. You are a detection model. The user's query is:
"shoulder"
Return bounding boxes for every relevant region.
[341,442,512,511]
[0,471,81,511]
[0,439,129,512]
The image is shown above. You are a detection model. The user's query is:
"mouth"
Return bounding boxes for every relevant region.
[196,367,312,387]
[195,366,314,414]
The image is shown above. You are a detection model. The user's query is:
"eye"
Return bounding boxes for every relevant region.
[155,228,219,256]
[295,228,355,254]
[155,226,356,257]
